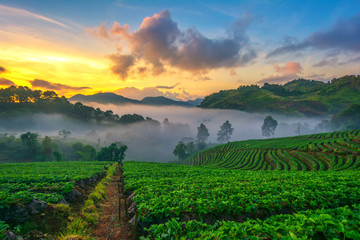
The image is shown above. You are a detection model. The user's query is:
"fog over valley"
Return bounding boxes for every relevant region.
[0,103,327,162]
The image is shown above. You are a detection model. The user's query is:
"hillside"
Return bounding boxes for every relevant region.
[0,86,154,125]
[200,75,360,116]
[186,129,360,170]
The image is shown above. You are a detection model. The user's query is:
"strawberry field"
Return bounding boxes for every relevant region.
[0,161,111,238]
[124,162,360,239]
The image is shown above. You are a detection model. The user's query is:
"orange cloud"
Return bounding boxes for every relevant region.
[274,62,303,74]
[257,62,303,84]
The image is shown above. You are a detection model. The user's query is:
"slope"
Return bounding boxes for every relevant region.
[185,129,360,171]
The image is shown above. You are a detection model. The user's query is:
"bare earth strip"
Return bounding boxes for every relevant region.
[93,169,132,240]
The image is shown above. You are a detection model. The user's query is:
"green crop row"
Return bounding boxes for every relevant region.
[123,162,360,229]
[142,203,360,239]
[0,161,110,207]
[186,129,360,171]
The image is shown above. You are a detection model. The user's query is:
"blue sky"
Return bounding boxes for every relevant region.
[0,0,359,99]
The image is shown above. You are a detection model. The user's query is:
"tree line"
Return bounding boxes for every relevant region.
[173,120,234,160]
[0,130,127,163]
[0,86,156,125]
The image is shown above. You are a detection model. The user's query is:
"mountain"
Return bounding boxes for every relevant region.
[186,98,203,106]
[140,96,193,107]
[200,75,360,117]
[69,93,198,107]
[69,93,141,104]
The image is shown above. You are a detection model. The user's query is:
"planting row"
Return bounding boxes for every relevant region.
[0,161,110,207]
[186,129,360,170]
[123,161,360,236]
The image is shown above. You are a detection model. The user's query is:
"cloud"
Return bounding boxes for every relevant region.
[257,74,298,84]
[108,54,135,80]
[155,83,179,89]
[313,58,339,67]
[0,4,69,29]
[0,66,6,73]
[115,86,201,101]
[89,10,256,79]
[0,78,15,86]
[267,13,360,58]
[30,79,91,91]
[339,56,360,65]
[115,87,165,100]
[304,73,335,82]
[305,73,326,79]
[274,62,303,74]
[257,62,303,84]
[230,69,237,76]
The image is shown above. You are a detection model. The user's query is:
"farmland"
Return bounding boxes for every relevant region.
[2,129,360,239]
[0,161,111,238]
[186,129,360,170]
[123,162,360,239]
[120,129,360,239]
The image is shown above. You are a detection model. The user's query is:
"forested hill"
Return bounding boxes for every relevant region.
[0,86,157,125]
[200,75,360,117]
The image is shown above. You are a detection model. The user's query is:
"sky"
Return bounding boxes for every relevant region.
[0,0,360,100]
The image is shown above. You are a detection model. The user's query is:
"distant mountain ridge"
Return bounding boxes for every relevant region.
[200,75,360,117]
[69,93,203,107]
[70,93,140,104]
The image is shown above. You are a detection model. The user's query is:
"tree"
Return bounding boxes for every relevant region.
[196,123,209,143]
[96,143,127,163]
[261,116,278,137]
[217,120,234,143]
[58,130,71,139]
[173,141,187,160]
[42,136,54,161]
[20,132,40,160]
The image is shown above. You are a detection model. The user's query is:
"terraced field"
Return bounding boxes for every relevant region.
[186,129,360,170]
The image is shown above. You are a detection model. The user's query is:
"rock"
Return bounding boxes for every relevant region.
[28,199,48,215]
[5,231,19,240]
[65,189,81,202]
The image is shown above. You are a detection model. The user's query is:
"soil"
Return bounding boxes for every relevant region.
[92,170,132,240]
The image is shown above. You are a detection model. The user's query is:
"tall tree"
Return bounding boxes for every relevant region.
[20,132,40,160]
[196,123,209,143]
[58,130,71,139]
[173,141,187,160]
[262,116,278,137]
[41,136,54,161]
[217,120,234,143]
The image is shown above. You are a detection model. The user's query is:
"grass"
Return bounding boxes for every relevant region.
[59,163,118,240]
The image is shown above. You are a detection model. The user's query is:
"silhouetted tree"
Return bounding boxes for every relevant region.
[173,141,187,160]
[58,130,71,139]
[20,132,40,160]
[42,136,54,161]
[217,120,234,143]
[262,116,278,137]
[197,123,209,143]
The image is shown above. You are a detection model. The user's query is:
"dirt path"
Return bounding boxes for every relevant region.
[92,167,132,240]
